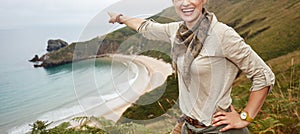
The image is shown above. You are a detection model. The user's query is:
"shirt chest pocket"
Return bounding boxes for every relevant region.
[199,35,224,57]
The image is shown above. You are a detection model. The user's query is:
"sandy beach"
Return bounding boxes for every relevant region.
[83,54,173,122]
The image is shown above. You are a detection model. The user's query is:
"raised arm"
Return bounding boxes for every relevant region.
[108,12,179,42]
[108,12,145,32]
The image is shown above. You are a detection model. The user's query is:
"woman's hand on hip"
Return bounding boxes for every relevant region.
[212,105,250,132]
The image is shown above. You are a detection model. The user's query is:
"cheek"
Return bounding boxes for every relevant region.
[174,5,181,15]
[193,0,204,8]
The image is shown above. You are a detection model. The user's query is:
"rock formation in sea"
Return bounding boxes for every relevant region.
[46,39,68,52]
[29,55,42,62]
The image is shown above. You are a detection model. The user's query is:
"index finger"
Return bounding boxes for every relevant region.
[107,12,113,17]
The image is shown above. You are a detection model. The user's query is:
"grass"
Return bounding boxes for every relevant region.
[119,74,178,123]
[249,63,300,133]
[232,50,300,133]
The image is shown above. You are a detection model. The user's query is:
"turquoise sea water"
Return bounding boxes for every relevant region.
[0,28,135,133]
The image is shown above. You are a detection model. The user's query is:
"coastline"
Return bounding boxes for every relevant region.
[10,54,173,133]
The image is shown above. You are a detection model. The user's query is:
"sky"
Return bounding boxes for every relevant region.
[0,0,173,31]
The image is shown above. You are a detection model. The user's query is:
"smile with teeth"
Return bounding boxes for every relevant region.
[182,8,195,14]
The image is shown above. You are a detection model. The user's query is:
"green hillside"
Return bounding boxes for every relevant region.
[208,0,300,60]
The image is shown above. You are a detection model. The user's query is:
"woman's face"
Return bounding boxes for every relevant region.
[173,0,206,28]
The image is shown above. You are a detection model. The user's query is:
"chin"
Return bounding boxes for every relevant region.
[181,16,197,23]
[179,12,201,23]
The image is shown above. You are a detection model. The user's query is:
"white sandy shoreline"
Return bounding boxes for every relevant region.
[101,54,173,121]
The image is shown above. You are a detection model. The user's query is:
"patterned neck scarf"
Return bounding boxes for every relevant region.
[172,8,212,91]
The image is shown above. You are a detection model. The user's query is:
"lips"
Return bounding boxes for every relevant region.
[182,8,194,15]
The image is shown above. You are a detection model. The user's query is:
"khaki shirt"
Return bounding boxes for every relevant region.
[137,14,275,126]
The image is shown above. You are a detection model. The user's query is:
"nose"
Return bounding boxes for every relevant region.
[182,0,191,6]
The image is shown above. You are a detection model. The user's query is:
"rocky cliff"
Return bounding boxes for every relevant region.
[30,7,178,68]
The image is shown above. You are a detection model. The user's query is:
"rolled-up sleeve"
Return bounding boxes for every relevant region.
[137,20,180,43]
[221,28,275,92]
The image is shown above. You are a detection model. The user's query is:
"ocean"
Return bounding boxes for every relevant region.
[0,27,136,133]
